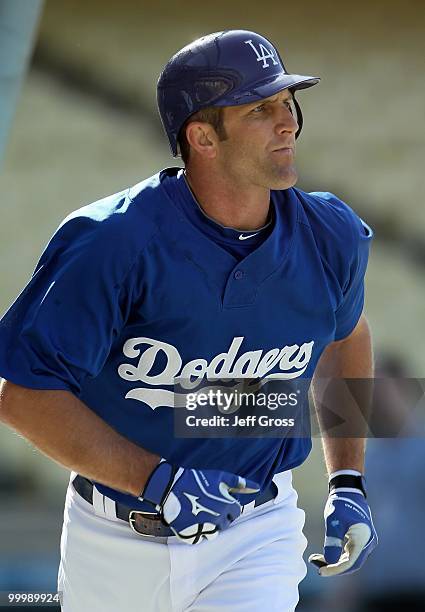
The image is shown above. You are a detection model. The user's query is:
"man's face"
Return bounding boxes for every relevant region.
[216,89,299,190]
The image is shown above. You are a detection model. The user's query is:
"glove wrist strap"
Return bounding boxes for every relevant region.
[328,473,367,498]
[139,459,176,506]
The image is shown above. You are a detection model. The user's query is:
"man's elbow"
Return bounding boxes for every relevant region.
[335,314,371,346]
[314,314,373,379]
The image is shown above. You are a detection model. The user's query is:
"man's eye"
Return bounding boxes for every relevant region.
[252,105,265,113]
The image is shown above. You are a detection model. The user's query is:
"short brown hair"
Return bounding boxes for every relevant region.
[177,106,227,164]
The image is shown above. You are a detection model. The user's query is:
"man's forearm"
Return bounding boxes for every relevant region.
[0,379,159,496]
[312,315,374,475]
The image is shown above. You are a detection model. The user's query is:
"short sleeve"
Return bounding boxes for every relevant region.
[0,215,140,394]
[334,215,373,341]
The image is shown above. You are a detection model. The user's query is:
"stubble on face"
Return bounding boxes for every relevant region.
[216,136,298,191]
[256,146,298,190]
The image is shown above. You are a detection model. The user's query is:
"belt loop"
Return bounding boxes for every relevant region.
[103,495,118,521]
[91,485,120,521]
[92,486,107,517]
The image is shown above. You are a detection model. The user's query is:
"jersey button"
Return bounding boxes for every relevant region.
[234,270,244,280]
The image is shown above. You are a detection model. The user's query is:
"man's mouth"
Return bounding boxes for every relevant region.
[272,146,294,154]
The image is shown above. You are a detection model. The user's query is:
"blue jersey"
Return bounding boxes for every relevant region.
[0,167,373,508]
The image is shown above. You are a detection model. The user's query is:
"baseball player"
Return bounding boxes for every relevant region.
[0,30,377,611]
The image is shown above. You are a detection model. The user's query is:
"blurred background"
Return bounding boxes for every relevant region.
[0,0,424,610]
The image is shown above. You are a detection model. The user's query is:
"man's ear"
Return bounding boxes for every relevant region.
[185,122,218,159]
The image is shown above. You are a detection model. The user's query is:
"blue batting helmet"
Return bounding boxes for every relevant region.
[157,30,320,157]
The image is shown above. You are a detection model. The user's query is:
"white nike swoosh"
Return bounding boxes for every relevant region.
[238,233,259,240]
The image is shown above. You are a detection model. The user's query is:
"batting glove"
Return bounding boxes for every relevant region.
[140,460,260,544]
[308,470,377,576]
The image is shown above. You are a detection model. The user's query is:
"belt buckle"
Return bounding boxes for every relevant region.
[128,510,160,536]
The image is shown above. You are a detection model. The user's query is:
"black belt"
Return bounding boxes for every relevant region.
[72,474,278,538]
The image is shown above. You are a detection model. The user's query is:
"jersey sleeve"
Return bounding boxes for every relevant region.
[333,213,373,340]
[306,191,374,341]
[0,212,141,394]
[316,193,374,341]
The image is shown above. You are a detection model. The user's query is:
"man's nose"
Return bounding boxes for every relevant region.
[275,106,298,134]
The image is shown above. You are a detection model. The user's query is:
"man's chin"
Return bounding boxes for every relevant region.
[269,167,298,190]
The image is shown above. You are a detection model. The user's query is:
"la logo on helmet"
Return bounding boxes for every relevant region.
[244,39,279,68]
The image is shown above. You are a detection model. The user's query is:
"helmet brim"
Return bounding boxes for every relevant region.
[215,73,320,106]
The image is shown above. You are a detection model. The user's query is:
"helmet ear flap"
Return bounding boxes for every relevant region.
[292,93,303,140]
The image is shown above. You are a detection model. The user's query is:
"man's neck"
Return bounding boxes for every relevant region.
[184,167,271,232]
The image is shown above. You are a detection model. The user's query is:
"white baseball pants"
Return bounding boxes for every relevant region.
[58,470,307,612]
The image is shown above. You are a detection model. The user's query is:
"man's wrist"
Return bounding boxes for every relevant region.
[126,451,161,497]
[328,469,367,498]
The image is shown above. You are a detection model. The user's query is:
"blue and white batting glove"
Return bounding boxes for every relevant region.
[140,460,260,544]
[308,470,378,576]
